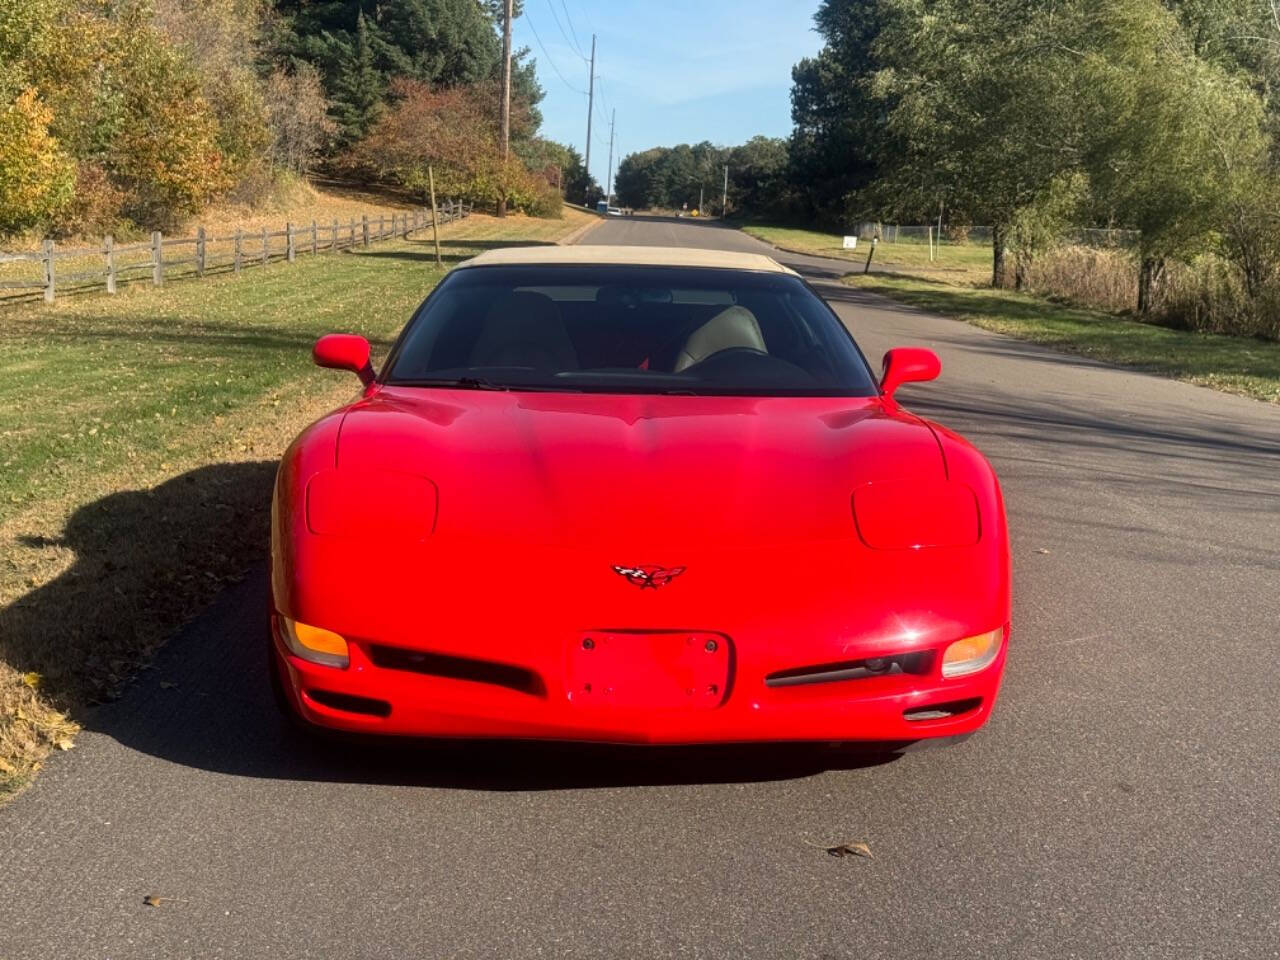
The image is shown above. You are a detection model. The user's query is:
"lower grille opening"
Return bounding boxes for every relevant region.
[765,651,933,688]
[904,697,982,722]
[368,645,546,697]
[306,689,392,717]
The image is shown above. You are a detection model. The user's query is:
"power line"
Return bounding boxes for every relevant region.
[558,0,587,58]
[524,11,588,95]
[545,0,588,62]
[573,0,597,35]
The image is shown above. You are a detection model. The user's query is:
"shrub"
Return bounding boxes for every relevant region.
[0,86,73,235]
[1025,245,1137,314]
[57,162,125,238]
[265,64,335,175]
[1157,255,1279,338]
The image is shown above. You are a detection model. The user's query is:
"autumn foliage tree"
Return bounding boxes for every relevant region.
[348,78,560,216]
[0,87,74,233]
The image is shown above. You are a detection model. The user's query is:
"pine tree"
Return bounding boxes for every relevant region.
[329,12,383,148]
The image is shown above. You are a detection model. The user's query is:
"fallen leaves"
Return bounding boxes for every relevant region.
[802,836,874,860]
[826,841,873,860]
[142,895,188,907]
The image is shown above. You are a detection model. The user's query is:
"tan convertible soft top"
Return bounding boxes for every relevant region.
[457,244,798,276]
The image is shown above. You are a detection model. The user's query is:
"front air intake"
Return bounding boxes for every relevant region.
[765,651,933,688]
[368,645,546,697]
[903,697,982,722]
[305,689,392,717]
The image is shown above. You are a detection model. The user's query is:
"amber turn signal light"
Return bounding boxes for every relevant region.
[280,617,350,669]
[941,627,1003,678]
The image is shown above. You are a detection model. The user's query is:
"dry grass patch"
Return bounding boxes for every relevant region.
[0,209,588,800]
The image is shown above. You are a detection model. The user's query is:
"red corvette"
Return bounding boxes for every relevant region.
[270,246,1010,746]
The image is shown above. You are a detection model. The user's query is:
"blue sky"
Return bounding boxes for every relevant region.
[511,0,823,188]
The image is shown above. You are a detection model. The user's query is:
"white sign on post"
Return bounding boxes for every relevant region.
[842,236,858,249]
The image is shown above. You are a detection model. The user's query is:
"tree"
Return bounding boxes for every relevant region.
[870,0,1100,286]
[726,136,790,217]
[0,86,73,234]
[788,0,893,226]
[329,13,385,148]
[1084,1,1269,311]
[265,64,336,174]
[271,0,543,152]
[346,77,557,215]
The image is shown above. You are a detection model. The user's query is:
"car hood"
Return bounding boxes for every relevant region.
[335,387,945,550]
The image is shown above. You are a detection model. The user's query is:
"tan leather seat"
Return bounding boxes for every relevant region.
[673,305,766,372]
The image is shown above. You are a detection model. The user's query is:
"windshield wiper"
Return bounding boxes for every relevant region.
[397,377,587,393]
[455,376,509,391]
[401,376,510,391]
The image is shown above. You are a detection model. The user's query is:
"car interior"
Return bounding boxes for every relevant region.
[385,267,879,395]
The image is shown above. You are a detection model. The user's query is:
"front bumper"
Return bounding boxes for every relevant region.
[271,618,1008,745]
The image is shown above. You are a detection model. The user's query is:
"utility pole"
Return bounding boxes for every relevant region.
[497,0,513,217]
[722,164,729,218]
[585,34,596,206]
[605,109,615,208]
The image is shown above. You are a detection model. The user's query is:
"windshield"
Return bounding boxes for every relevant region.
[383,265,879,396]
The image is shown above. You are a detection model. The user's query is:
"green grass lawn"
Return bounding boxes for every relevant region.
[742,223,991,280]
[850,274,1280,403]
[0,208,593,798]
[0,211,591,521]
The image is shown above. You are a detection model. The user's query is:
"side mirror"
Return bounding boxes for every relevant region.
[880,347,940,399]
[314,334,375,387]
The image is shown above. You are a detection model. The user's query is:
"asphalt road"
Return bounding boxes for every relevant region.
[3,215,1279,959]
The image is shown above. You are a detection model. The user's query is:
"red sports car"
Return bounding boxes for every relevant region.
[270,246,1010,746]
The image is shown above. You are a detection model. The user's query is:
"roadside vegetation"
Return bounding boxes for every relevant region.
[0,206,596,798]
[0,0,599,249]
[620,0,1280,342]
[850,275,1280,403]
[741,224,989,279]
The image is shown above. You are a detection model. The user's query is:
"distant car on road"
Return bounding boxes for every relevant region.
[270,245,1011,748]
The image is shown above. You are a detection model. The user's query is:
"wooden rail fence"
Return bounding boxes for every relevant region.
[0,201,470,305]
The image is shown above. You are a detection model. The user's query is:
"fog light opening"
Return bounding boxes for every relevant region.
[904,697,982,722]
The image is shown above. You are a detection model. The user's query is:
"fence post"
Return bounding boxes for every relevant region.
[196,226,206,277]
[362,215,370,247]
[286,222,296,263]
[331,218,338,251]
[104,235,116,295]
[349,218,356,248]
[234,229,242,274]
[261,226,269,267]
[311,220,318,256]
[152,231,163,287]
[43,239,55,303]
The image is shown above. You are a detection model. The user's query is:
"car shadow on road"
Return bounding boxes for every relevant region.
[8,462,900,791]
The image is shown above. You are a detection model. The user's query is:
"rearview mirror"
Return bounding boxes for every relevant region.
[314,334,375,387]
[880,347,940,399]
